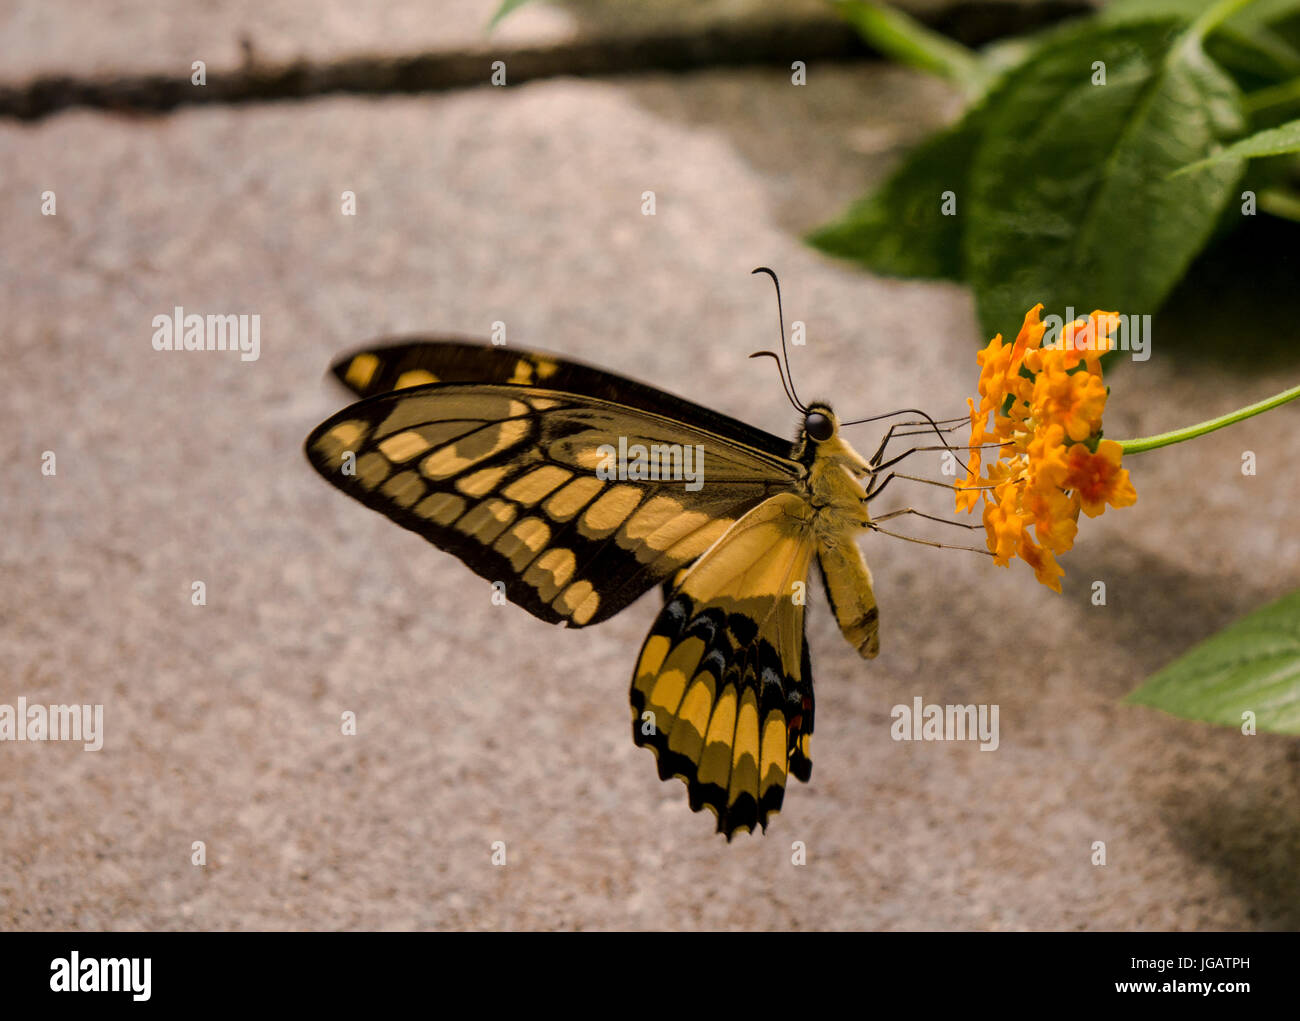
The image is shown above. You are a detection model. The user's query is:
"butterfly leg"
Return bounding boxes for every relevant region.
[868,523,993,556]
[868,418,965,466]
[868,421,908,467]
[872,507,983,530]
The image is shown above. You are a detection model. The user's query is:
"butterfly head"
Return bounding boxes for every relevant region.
[803,407,835,443]
[795,403,873,478]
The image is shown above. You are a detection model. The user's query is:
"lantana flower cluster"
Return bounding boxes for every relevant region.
[955,304,1137,591]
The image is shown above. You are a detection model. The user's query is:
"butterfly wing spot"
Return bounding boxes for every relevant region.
[636,634,672,683]
[355,452,391,490]
[656,517,733,570]
[330,342,579,402]
[727,688,762,835]
[790,731,813,783]
[758,711,788,819]
[415,492,466,526]
[574,590,601,625]
[420,419,530,480]
[454,498,517,544]
[696,682,738,788]
[523,547,576,601]
[381,470,426,509]
[343,353,380,390]
[377,429,436,464]
[556,580,600,625]
[313,420,369,463]
[619,495,682,544]
[374,421,484,467]
[578,485,643,539]
[642,509,710,553]
[502,465,571,505]
[667,673,716,763]
[455,465,510,498]
[570,445,608,470]
[645,637,703,726]
[494,517,551,571]
[394,369,438,389]
[543,477,605,520]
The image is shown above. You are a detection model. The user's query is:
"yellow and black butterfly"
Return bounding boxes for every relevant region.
[304,270,964,839]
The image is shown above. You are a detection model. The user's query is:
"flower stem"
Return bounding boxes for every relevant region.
[1119,383,1300,454]
[1259,188,1300,223]
[1186,0,1255,43]
[830,0,988,96]
[1242,77,1300,116]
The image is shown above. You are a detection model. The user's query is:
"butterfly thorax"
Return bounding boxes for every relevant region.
[794,407,874,545]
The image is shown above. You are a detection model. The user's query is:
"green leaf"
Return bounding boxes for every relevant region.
[1102,0,1300,33]
[964,20,1246,340]
[1101,2,1300,88]
[1126,588,1300,734]
[831,0,989,96]
[488,0,540,29]
[807,113,982,281]
[1174,115,1300,173]
[1222,0,1300,33]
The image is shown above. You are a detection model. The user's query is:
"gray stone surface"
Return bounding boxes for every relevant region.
[3,54,1299,930]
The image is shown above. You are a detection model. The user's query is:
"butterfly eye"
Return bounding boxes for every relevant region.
[804,412,834,442]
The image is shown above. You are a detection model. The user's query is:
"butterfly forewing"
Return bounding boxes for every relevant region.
[330,338,796,459]
[304,378,800,627]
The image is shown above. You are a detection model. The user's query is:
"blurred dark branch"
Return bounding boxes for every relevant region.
[0,2,1088,122]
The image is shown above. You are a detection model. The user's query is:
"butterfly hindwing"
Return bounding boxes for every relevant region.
[631,493,817,839]
[304,380,800,627]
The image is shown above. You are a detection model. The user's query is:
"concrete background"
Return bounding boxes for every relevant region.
[3,0,1299,930]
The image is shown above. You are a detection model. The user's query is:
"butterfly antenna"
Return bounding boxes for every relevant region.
[749,351,804,414]
[751,267,808,414]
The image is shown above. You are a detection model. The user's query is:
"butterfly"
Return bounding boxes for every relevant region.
[303,271,959,839]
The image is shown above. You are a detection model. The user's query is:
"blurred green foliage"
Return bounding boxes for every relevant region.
[813,0,1300,342]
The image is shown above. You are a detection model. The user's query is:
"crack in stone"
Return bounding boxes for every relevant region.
[0,3,1088,122]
